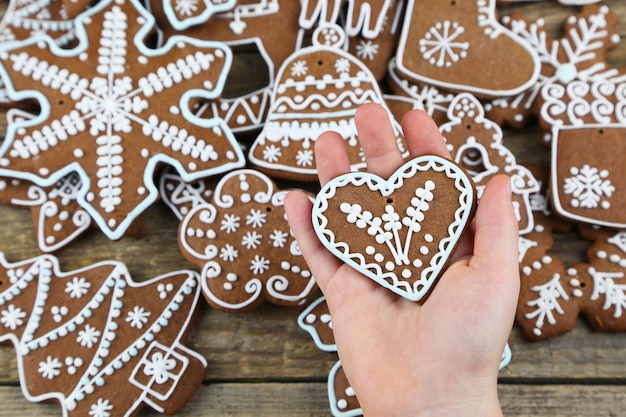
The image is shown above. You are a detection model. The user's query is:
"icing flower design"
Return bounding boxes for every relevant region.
[38,355,62,379]
[0,304,27,330]
[126,306,151,329]
[77,324,101,348]
[88,398,113,417]
[65,276,91,298]
[143,351,176,385]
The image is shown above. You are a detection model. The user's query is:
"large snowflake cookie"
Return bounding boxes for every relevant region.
[0,0,245,240]
[178,169,318,312]
[312,155,476,302]
[394,0,540,98]
[0,252,206,416]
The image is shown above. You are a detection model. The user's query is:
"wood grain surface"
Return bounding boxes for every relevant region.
[0,1,625,416]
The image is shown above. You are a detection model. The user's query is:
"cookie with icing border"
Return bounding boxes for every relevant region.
[0,109,147,252]
[148,0,303,133]
[248,24,405,182]
[0,0,245,241]
[439,93,540,234]
[313,154,476,302]
[0,0,77,46]
[570,228,626,332]
[299,0,394,39]
[486,4,622,129]
[345,0,403,81]
[178,169,318,312]
[159,166,217,221]
[385,57,455,126]
[540,79,626,228]
[160,0,237,31]
[0,252,205,416]
[0,0,77,109]
[297,296,335,352]
[394,0,541,98]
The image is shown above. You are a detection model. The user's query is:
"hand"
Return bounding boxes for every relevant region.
[284,103,520,417]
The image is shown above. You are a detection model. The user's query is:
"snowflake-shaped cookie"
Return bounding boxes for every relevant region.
[0,252,206,416]
[0,0,245,240]
[488,4,623,128]
[178,169,317,312]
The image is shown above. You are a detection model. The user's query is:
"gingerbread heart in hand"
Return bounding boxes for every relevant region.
[313,155,477,302]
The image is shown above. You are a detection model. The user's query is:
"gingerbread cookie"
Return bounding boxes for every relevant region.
[313,154,476,302]
[299,0,394,39]
[0,0,245,240]
[160,0,236,30]
[439,93,540,234]
[394,0,540,98]
[178,169,318,312]
[148,0,303,133]
[572,228,626,332]
[0,109,142,252]
[248,24,405,181]
[0,252,205,416]
[487,4,622,129]
[297,296,335,352]
[386,57,455,126]
[159,166,217,221]
[346,0,403,80]
[540,79,626,228]
[0,0,77,47]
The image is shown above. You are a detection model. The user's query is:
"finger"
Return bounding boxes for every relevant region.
[469,175,519,290]
[284,190,344,293]
[355,102,405,179]
[401,109,451,159]
[315,130,351,186]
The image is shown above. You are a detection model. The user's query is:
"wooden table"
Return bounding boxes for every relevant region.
[0,1,625,416]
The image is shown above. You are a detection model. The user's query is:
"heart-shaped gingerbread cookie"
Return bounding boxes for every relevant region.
[313,155,476,301]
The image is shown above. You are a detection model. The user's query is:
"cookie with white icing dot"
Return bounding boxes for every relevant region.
[313,154,476,302]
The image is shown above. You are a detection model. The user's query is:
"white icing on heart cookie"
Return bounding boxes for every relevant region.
[312,155,476,301]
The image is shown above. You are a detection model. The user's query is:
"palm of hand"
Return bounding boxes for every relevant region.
[285,103,519,417]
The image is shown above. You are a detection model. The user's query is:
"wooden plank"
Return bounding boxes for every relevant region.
[0,383,624,417]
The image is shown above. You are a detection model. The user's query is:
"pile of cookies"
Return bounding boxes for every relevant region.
[0,0,624,416]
